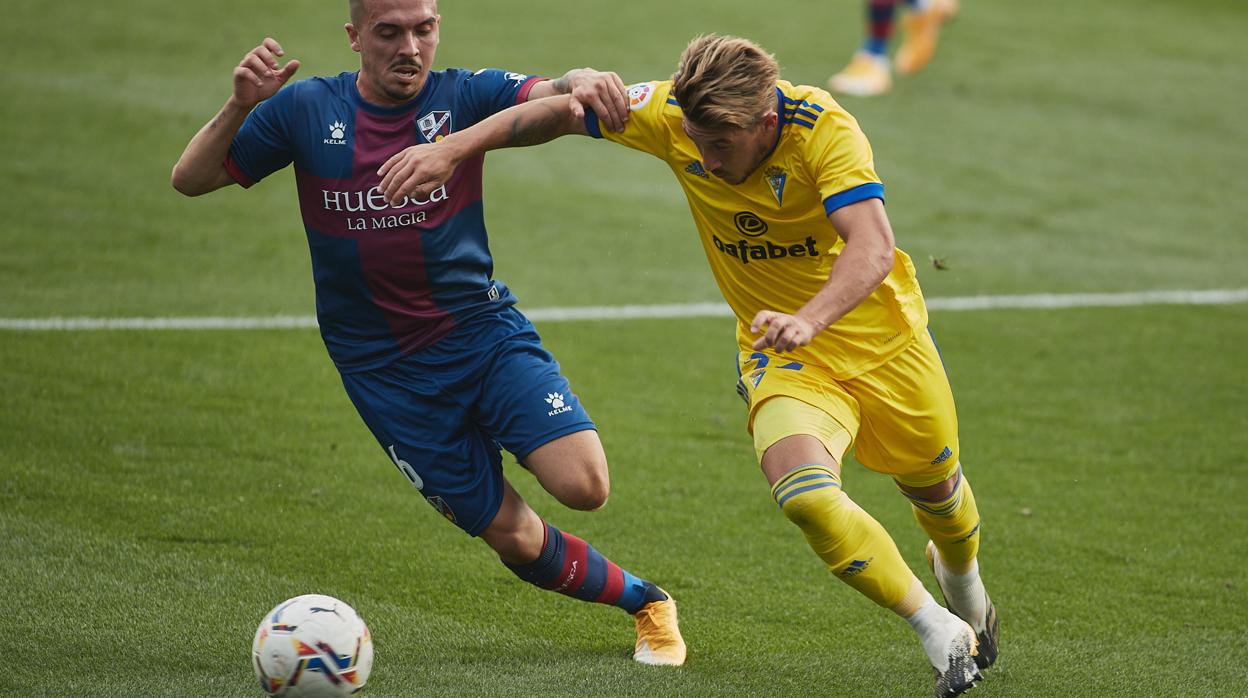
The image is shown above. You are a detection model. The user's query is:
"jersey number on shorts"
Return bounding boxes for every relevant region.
[388,445,424,490]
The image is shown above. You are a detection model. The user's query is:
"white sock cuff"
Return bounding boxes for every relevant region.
[905,592,940,628]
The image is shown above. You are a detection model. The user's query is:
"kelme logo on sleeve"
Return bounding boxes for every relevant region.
[545,392,572,416]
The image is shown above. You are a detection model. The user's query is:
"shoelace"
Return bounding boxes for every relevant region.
[636,604,672,640]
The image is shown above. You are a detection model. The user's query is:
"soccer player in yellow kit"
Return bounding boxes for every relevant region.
[376,34,999,697]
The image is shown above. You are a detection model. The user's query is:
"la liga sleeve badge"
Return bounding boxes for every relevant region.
[627,82,656,111]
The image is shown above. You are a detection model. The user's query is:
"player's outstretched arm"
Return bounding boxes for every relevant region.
[526,68,629,132]
[171,38,299,196]
[751,198,896,352]
[378,94,588,204]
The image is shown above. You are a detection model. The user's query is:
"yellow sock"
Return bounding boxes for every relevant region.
[902,465,981,574]
[772,465,922,615]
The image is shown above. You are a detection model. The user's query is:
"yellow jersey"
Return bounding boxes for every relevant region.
[588,80,928,379]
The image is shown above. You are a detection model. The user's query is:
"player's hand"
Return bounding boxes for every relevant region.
[231,38,300,110]
[750,310,821,352]
[377,142,458,204]
[560,68,629,132]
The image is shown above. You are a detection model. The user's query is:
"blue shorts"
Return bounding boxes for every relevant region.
[339,307,596,536]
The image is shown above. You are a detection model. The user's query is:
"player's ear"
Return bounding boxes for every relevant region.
[345,23,362,53]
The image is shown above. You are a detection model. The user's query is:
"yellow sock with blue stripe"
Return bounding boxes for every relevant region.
[772,464,925,615]
[901,465,980,574]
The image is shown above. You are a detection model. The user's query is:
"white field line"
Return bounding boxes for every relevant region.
[1,288,1245,331]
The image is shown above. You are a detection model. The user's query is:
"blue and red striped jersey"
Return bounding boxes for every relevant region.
[226,68,545,372]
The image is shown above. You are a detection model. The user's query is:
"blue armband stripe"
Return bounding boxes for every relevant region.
[584,109,603,139]
[822,182,885,216]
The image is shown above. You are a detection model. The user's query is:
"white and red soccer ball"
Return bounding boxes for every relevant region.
[252,594,374,696]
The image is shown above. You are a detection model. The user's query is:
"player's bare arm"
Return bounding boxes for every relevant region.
[171,38,300,196]
[378,94,588,203]
[526,68,629,132]
[751,198,895,352]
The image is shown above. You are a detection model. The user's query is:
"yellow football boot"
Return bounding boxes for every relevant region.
[828,51,892,97]
[632,592,687,666]
[896,0,959,75]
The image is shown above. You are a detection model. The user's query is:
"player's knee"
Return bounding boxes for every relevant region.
[772,464,845,527]
[526,430,609,510]
[896,469,960,503]
[567,490,609,512]
[562,461,610,511]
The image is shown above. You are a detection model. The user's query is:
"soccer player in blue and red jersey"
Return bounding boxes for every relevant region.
[171,0,685,666]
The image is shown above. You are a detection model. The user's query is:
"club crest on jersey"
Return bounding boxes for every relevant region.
[417,110,453,142]
[764,166,787,207]
[324,120,348,146]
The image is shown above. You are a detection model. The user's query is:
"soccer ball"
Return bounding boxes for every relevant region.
[252,594,374,696]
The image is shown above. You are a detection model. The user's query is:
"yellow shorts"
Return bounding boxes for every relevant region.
[737,329,960,487]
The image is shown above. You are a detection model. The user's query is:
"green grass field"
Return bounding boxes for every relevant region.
[2,0,1246,695]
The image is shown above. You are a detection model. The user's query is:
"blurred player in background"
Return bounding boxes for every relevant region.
[829,0,959,97]
[170,0,685,666]
[375,33,999,697]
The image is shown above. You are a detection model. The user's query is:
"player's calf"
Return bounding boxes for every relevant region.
[774,465,982,691]
[504,520,670,611]
[772,463,920,610]
[898,466,999,669]
[481,473,683,665]
[897,466,980,575]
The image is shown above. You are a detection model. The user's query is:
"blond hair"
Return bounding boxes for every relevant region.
[670,34,780,129]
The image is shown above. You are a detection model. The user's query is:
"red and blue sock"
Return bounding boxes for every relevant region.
[861,0,921,56]
[505,522,666,614]
[863,0,900,55]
